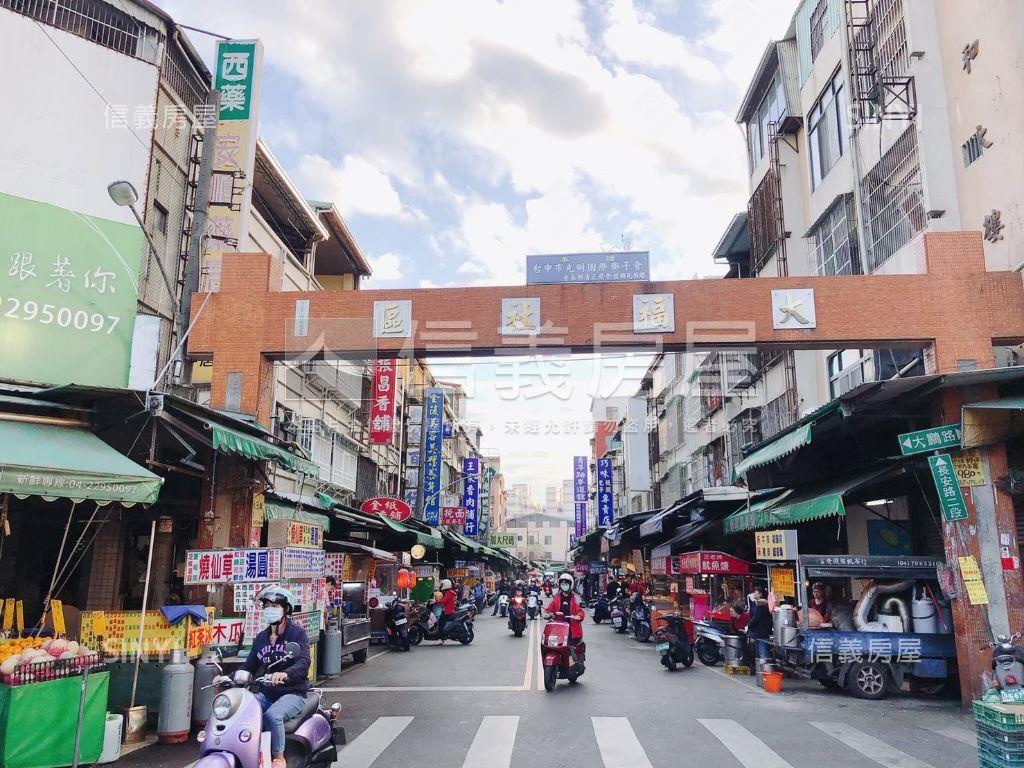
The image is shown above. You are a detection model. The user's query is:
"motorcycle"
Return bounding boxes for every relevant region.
[631,598,652,643]
[543,583,552,598]
[692,618,725,666]
[526,592,540,620]
[497,593,509,617]
[407,604,475,645]
[986,632,1024,698]
[590,596,610,624]
[460,598,478,622]
[508,594,528,637]
[655,612,694,671]
[541,611,586,691]
[610,593,627,633]
[384,599,411,652]
[196,643,344,768]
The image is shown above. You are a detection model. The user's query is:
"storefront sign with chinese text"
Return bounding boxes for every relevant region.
[360,496,412,522]
[489,532,516,548]
[951,449,985,487]
[281,547,325,579]
[422,387,444,525]
[597,457,614,528]
[754,529,798,561]
[673,551,749,575]
[958,555,989,605]
[369,359,397,444]
[526,251,649,284]
[441,506,466,526]
[266,519,323,549]
[184,549,281,585]
[573,456,588,537]
[769,566,796,597]
[463,457,479,536]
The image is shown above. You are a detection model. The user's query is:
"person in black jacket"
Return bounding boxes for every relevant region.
[243,586,311,768]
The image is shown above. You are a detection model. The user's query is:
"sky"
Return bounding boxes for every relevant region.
[160,0,799,495]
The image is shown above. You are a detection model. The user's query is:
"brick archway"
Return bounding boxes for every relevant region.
[189,232,1024,424]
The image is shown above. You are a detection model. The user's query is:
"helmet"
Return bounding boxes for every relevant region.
[255,585,295,615]
[433,590,443,601]
[440,579,453,591]
[558,573,574,589]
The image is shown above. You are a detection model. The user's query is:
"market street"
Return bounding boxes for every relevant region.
[123,608,978,768]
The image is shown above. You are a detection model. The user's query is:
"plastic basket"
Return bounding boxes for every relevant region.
[978,739,1024,766]
[979,722,1024,746]
[975,701,1024,733]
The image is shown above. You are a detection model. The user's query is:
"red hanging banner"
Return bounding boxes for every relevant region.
[369,359,397,444]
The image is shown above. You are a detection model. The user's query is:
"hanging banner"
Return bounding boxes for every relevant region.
[422,387,444,525]
[463,456,480,536]
[369,359,397,444]
[201,39,264,292]
[573,456,588,537]
[597,457,614,528]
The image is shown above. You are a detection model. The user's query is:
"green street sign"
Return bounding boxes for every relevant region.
[898,424,962,455]
[214,40,261,121]
[489,532,516,549]
[928,453,969,521]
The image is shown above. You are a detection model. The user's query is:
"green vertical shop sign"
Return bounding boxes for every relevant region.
[0,192,143,387]
[214,40,259,120]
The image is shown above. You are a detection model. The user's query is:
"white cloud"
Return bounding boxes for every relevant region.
[295,154,409,219]
[602,0,723,81]
[366,251,404,281]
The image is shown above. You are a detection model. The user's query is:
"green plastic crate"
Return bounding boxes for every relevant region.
[980,722,1024,746]
[975,701,1024,733]
[978,739,1024,767]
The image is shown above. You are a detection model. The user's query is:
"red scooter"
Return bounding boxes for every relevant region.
[541,611,586,691]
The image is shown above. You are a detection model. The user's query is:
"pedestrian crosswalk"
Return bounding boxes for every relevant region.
[329,714,975,767]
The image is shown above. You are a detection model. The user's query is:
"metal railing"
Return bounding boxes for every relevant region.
[809,195,861,276]
[760,393,797,441]
[862,125,925,271]
[2,0,161,63]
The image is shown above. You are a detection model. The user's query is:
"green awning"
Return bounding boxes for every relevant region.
[732,423,812,481]
[200,418,318,475]
[378,515,443,549]
[264,499,331,529]
[0,420,162,505]
[724,467,897,534]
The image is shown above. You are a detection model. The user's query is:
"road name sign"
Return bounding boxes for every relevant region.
[898,424,962,455]
[928,453,970,521]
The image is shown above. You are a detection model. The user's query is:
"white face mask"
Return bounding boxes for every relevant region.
[262,605,285,625]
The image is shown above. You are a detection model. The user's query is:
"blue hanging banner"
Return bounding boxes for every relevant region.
[422,387,444,525]
[597,457,614,528]
[573,456,589,537]
[462,456,479,537]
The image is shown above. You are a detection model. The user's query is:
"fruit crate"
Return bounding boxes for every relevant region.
[0,654,102,686]
[975,701,1024,733]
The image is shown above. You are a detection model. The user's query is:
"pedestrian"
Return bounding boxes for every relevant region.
[473,580,486,612]
[745,584,772,640]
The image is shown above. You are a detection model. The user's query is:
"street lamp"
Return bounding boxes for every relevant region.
[107,180,178,308]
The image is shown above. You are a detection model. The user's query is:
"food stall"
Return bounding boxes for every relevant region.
[769,554,956,700]
[672,550,756,626]
[322,549,373,663]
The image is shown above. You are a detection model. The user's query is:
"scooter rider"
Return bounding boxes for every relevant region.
[242,586,311,768]
[544,573,586,665]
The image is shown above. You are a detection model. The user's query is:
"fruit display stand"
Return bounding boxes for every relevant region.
[0,666,108,768]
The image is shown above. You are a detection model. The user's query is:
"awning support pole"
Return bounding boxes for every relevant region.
[129,518,157,709]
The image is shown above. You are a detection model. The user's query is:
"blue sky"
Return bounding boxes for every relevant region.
[161,0,798,493]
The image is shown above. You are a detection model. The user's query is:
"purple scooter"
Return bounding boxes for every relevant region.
[196,642,345,768]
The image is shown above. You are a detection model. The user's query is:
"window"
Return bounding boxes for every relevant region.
[747,72,786,167]
[808,70,848,189]
[809,0,830,62]
[828,350,871,398]
[862,125,925,271]
[544,535,552,546]
[809,196,860,276]
[152,201,169,236]
[605,407,619,422]
[761,394,796,440]
[729,410,762,470]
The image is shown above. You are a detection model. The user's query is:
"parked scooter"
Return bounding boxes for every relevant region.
[459,598,478,622]
[692,618,725,666]
[631,596,652,643]
[526,592,540,621]
[508,594,528,637]
[655,613,694,671]
[498,593,510,617]
[590,596,610,624]
[986,632,1024,694]
[384,599,411,651]
[610,592,627,633]
[408,604,475,645]
[541,612,586,691]
[196,643,344,768]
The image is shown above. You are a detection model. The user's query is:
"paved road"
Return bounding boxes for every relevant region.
[125,607,978,767]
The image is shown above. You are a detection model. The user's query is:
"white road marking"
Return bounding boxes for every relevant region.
[521,618,535,690]
[811,722,935,768]
[698,719,794,768]
[462,716,519,768]
[918,723,976,747]
[535,620,546,691]
[334,716,413,768]
[592,717,654,768]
